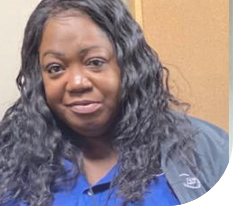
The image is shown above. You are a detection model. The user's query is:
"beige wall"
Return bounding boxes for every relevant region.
[0,0,229,132]
[0,0,41,118]
[135,0,229,131]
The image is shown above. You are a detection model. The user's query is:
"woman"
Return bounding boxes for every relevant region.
[0,0,228,205]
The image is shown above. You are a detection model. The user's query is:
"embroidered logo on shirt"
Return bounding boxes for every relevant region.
[179,173,201,189]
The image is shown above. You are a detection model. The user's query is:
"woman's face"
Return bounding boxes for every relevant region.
[39,12,121,138]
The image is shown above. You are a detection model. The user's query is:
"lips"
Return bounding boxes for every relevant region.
[66,100,102,114]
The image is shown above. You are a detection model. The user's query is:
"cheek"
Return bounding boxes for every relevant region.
[42,79,63,109]
[44,89,56,107]
[104,75,121,109]
[111,72,121,100]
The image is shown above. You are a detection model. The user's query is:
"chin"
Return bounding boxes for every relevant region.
[73,126,109,138]
[66,119,111,138]
[55,107,116,138]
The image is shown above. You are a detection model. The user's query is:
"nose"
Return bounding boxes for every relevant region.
[66,70,93,94]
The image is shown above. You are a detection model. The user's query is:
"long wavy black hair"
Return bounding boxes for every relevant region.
[0,0,196,205]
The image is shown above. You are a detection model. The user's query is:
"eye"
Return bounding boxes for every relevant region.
[87,58,106,68]
[46,64,64,74]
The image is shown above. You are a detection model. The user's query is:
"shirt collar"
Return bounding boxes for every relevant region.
[63,159,119,194]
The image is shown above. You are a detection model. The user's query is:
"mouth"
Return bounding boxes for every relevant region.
[66,100,102,114]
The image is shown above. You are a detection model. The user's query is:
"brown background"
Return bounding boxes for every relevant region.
[129,0,229,132]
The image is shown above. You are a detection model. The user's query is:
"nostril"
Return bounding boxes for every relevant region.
[66,75,93,94]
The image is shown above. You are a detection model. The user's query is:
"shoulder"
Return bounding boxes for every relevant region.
[189,116,228,144]
[189,116,228,159]
[188,116,229,185]
[161,115,229,204]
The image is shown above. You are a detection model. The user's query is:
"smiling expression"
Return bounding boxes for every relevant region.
[39,11,121,138]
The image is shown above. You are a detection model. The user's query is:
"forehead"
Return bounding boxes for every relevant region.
[40,11,113,53]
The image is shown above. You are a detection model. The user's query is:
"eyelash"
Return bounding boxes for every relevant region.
[44,58,106,74]
[45,64,64,74]
[86,58,106,68]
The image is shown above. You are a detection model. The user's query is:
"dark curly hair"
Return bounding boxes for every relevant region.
[0,0,196,205]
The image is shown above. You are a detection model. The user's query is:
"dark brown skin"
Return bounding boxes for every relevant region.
[39,11,121,185]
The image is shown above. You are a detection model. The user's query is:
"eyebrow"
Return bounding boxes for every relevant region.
[79,45,111,56]
[42,50,65,59]
[41,45,111,59]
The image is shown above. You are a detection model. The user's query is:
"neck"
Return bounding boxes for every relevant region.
[78,135,118,185]
[84,137,114,158]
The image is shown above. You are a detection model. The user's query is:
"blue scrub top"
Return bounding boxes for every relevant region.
[52,162,180,206]
[5,162,180,206]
